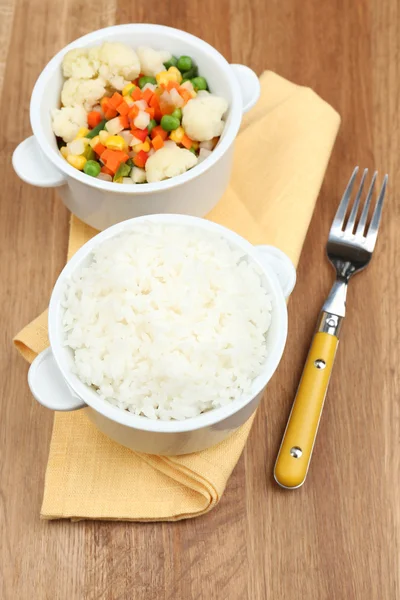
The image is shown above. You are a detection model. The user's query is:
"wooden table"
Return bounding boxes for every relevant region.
[1,1,399,598]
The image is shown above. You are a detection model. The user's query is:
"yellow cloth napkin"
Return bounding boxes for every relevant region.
[14,71,340,521]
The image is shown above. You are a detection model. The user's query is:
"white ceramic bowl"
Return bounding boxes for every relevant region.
[28,214,296,455]
[12,24,260,231]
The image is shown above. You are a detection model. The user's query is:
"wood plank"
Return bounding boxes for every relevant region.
[0,0,398,598]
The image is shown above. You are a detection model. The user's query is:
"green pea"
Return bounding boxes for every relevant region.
[86,119,107,138]
[182,66,198,80]
[138,76,157,89]
[177,56,193,72]
[191,76,208,91]
[83,160,101,177]
[163,56,178,69]
[147,118,157,134]
[160,114,180,132]
[171,108,182,121]
[189,147,197,154]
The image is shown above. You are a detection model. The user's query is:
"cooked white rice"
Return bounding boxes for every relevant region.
[61,222,272,420]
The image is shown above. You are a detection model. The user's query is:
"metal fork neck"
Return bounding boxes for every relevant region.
[322,279,348,318]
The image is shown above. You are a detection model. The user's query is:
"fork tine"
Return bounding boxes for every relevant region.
[366,174,388,244]
[345,168,368,233]
[355,171,378,237]
[332,167,359,230]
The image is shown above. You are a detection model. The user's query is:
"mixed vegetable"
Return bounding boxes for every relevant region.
[52,43,228,184]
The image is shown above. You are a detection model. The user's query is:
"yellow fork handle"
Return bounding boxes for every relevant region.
[274,332,339,489]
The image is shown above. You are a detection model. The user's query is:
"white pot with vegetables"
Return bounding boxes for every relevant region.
[12,24,260,231]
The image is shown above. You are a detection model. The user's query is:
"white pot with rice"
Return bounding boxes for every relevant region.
[12,24,260,231]
[28,215,296,455]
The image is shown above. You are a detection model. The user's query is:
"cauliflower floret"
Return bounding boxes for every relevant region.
[145,145,198,183]
[51,105,88,143]
[136,46,172,77]
[96,42,140,90]
[87,46,101,71]
[182,92,228,142]
[61,77,106,111]
[62,48,98,79]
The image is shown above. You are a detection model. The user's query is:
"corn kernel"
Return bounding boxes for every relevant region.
[133,140,151,153]
[156,71,171,86]
[99,130,111,144]
[122,83,136,96]
[60,146,69,159]
[89,135,100,149]
[168,66,182,83]
[67,154,87,170]
[169,126,185,143]
[75,127,90,139]
[104,135,126,151]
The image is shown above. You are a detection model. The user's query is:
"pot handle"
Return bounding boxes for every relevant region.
[230,64,261,114]
[254,245,296,299]
[13,136,66,188]
[28,347,86,411]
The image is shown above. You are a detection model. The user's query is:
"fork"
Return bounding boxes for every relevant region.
[274,167,388,489]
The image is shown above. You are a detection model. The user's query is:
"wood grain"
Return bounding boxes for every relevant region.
[1,1,399,598]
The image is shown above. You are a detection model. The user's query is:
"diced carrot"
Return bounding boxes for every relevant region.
[100,149,114,163]
[145,107,155,119]
[159,96,175,115]
[117,101,129,116]
[101,165,114,176]
[87,111,103,129]
[181,134,194,150]
[119,114,129,129]
[131,128,148,142]
[166,81,180,92]
[93,142,106,156]
[100,97,108,111]
[152,135,164,151]
[133,150,149,168]
[128,105,140,128]
[149,91,161,105]
[131,87,143,101]
[112,150,129,162]
[105,151,129,174]
[101,149,129,171]
[150,125,168,141]
[142,88,154,104]
[105,159,119,174]
[149,94,162,121]
[109,92,124,109]
[105,107,117,119]
[179,88,192,104]
[100,97,118,120]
